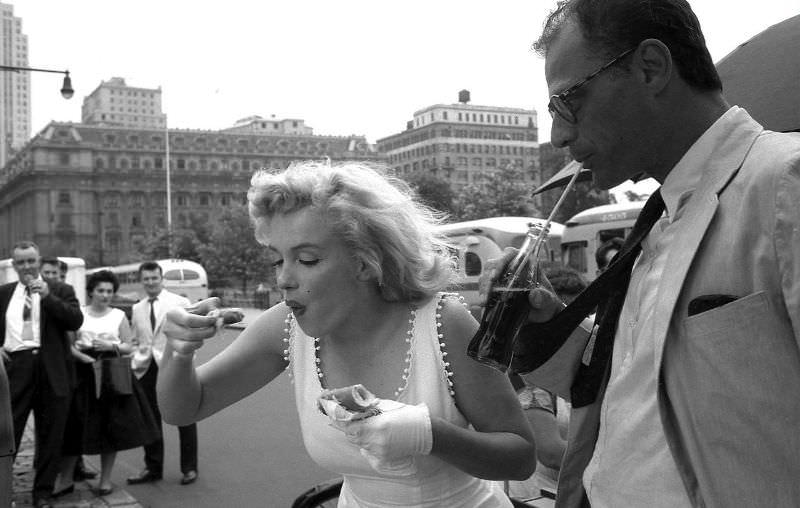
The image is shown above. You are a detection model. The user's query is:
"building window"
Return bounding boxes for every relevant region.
[58,192,71,205]
[199,194,209,206]
[59,152,70,165]
[177,159,186,170]
[131,213,142,228]
[155,157,163,169]
[221,194,230,206]
[177,195,188,206]
[443,112,448,120]
[95,158,105,169]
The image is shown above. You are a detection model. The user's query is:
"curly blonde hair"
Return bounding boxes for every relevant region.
[248,161,457,303]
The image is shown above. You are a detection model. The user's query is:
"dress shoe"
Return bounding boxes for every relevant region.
[180,470,198,485]
[97,485,114,496]
[74,463,98,480]
[33,497,54,508]
[52,484,75,497]
[126,468,162,484]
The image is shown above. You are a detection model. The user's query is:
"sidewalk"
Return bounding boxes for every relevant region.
[12,418,144,508]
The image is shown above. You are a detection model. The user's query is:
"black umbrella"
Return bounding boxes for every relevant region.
[717,14,800,132]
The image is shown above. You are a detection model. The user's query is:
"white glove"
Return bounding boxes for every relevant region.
[338,402,432,476]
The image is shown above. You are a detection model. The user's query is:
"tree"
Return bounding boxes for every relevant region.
[197,205,273,293]
[401,171,456,215]
[452,167,539,221]
[139,214,211,262]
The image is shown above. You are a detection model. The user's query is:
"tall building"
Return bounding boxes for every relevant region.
[0,120,379,266]
[82,77,167,129]
[376,90,540,191]
[0,2,31,168]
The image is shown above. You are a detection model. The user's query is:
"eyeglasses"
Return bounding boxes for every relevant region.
[548,47,636,124]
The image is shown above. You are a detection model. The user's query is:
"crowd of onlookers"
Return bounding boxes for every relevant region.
[1,242,200,508]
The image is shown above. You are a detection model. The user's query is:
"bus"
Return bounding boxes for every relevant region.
[0,256,88,305]
[436,217,564,318]
[86,259,209,304]
[560,201,645,282]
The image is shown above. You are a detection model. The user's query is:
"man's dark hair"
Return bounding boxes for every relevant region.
[137,261,162,278]
[87,269,120,293]
[40,256,60,267]
[534,0,722,91]
[595,237,625,271]
[58,260,68,274]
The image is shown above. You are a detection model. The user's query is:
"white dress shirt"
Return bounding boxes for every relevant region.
[4,280,42,352]
[130,288,189,378]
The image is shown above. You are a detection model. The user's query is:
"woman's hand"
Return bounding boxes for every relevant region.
[336,402,432,476]
[162,298,222,356]
[91,333,117,352]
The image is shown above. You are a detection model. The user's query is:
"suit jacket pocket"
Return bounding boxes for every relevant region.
[684,290,767,337]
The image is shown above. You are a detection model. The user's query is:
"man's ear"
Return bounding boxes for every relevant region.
[634,38,673,93]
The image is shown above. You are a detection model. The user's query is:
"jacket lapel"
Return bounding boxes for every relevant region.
[651,112,762,370]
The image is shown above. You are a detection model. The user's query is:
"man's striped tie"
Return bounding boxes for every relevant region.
[23,286,32,321]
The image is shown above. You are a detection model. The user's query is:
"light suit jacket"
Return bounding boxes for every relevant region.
[130,289,190,379]
[525,109,800,508]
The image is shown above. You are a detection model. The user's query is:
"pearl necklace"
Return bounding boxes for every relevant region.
[314,307,417,400]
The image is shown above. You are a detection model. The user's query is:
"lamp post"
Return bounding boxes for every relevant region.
[0,65,73,98]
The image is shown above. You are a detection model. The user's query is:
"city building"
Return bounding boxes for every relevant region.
[0,120,378,266]
[222,115,313,136]
[82,77,167,129]
[376,90,540,192]
[0,2,30,168]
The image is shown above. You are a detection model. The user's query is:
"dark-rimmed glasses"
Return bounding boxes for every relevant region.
[548,47,636,124]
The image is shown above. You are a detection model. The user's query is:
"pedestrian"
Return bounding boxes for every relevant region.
[40,256,99,484]
[56,270,159,496]
[593,237,623,275]
[157,161,536,506]
[0,241,83,507]
[511,1,800,506]
[127,261,199,486]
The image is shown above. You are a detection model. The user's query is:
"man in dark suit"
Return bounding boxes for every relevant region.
[0,241,83,506]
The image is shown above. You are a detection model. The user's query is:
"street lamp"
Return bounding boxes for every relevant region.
[0,65,73,99]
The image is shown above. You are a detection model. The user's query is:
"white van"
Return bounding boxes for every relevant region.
[436,217,564,318]
[560,201,644,282]
[0,256,87,305]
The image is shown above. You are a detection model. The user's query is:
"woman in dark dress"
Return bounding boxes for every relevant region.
[56,270,158,496]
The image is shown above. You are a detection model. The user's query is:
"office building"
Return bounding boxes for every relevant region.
[376,90,540,192]
[82,77,167,129]
[0,2,30,168]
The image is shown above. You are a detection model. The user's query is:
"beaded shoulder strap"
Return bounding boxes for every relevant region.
[435,292,469,399]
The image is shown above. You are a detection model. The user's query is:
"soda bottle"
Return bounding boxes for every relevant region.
[467,222,548,372]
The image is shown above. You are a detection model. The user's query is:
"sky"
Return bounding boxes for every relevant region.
[10,0,800,197]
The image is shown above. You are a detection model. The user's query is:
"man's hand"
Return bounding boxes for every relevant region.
[28,279,49,298]
[479,248,563,323]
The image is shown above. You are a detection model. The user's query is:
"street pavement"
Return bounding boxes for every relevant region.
[10,308,266,508]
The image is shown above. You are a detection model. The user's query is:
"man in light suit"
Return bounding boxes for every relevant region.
[507,1,800,507]
[1,241,83,506]
[127,261,199,486]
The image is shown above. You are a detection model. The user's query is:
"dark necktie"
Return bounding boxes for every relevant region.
[23,286,32,321]
[149,297,157,332]
[512,189,666,407]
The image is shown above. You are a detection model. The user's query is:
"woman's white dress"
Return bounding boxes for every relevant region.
[288,294,512,508]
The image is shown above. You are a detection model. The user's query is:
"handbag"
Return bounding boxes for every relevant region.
[92,350,133,398]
